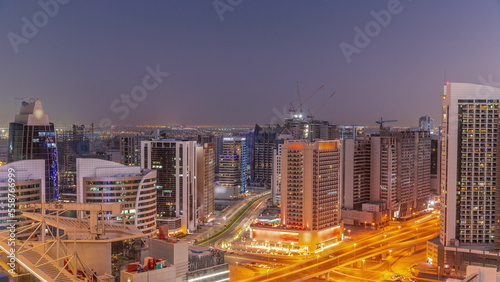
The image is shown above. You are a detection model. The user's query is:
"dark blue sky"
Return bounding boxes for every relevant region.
[1,1,500,127]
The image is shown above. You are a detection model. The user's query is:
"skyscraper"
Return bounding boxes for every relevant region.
[419,115,434,131]
[8,99,58,202]
[342,138,371,210]
[120,133,142,166]
[440,83,500,247]
[196,142,215,222]
[141,140,198,234]
[427,83,500,276]
[430,136,441,195]
[251,140,343,254]
[251,124,279,189]
[219,137,247,194]
[271,143,283,206]
[342,130,431,226]
[57,124,94,200]
[281,140,341,230]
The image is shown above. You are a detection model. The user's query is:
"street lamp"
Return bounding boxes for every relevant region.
[348,229,351,238]
[353,243,357,259]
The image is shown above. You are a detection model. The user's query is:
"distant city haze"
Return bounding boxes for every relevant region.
[1,1,500,126]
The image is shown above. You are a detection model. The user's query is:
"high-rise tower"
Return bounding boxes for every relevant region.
[427,83,500,277]
[281,140,341,230]
[8,99,58,202]
[251,124,279,189]
[441,83,500,247]
[196,142,216,222]
[141,140,198,234]
[219,137,247,194]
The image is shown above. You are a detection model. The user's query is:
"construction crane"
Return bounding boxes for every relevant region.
[306,91,336,121]
[376,118,397,129]
[289,81,326,119]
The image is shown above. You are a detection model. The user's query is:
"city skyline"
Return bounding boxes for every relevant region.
[1,1,500,127]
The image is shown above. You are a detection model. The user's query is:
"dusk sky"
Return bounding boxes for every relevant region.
[1,1,500,127]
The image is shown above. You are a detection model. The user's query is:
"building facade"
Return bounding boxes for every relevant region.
[440,83,500,248]
[271,143,283,206]
[342,130,431,226]
[419,115,434,131]
[219,137,247,194]
[281,140,342,230]
[141,140,198,234]
[251,124,279,189]
[0,160,44,232]
[76,158,157,235]
[427,82,500,277]
[282,116,336,141]
[196,142,215,222]
[342,138,371,210]
[251,140,343,254]
[120,133,143,166]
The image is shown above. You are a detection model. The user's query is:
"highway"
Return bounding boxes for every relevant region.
[197,192,271,247]
[187,191,270,244]
[239,213,439,282]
